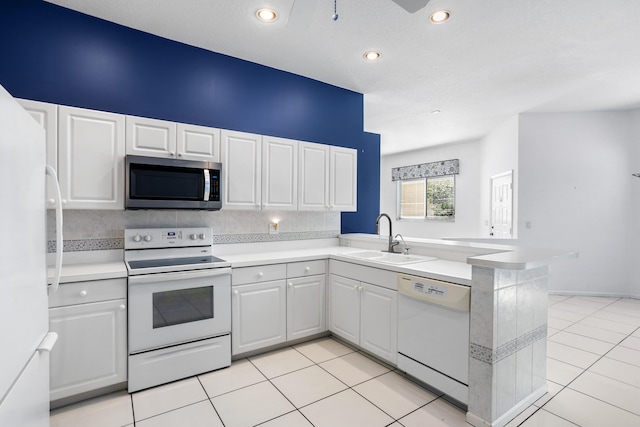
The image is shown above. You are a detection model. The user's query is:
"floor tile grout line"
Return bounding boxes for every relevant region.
[539,309,640,423]
[131,396,211,424]
[195,376,227,427]
[517,407,581,427]
[128,393,136,427]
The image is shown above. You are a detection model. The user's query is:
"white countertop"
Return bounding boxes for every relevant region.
[48,261,127,284]
[47,250,127,284]
[223,245,472,285]
[46,234,575,286]
[340,233,578,270]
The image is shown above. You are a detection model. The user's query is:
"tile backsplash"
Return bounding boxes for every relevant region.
[47,209,340,252]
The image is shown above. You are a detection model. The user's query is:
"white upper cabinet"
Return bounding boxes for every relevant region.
[17,99,58,209]
[58,106,125,210]
[177,123,220,162]
[330,146,358,212]
[126,116,176,158]
[262,136,298,211]
[298,142,330,211]
[221,130,262,210]
[126,116,220,162]
[298,142,357,212]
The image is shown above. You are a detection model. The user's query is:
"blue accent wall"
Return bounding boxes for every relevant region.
[0,0,380,233]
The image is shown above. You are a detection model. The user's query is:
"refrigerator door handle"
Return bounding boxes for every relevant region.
[37,332,59,353]
[46,165,63,295]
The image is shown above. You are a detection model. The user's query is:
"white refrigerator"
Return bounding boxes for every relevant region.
[0,85,63,426]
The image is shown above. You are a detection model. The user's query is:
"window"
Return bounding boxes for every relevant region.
[392,158,459,220]
[398,175,455,220]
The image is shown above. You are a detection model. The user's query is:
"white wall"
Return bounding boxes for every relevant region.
[379,116,519,240]
[479,116,520,237]
[381,109,639,297]
[380,139,483,239]
[518,111,637,296]
[629,109,640,298]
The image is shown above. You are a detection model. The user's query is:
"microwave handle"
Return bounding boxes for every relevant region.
[203,169,211,201]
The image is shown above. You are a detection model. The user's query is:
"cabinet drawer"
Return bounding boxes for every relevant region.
[287,260,326,278]
[232,264,286,286]
[329,260,398,290]
[49,278,127,308]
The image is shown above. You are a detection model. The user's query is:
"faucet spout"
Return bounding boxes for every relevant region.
[375,213,394,252]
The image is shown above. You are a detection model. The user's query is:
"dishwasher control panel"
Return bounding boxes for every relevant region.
[397,273,470,311]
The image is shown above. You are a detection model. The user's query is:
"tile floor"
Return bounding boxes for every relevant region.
[50,295,640,427]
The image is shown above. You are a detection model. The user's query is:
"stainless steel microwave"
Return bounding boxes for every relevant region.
[125,155,222,210]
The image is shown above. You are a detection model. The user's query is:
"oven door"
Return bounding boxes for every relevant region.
[128,268,231,354]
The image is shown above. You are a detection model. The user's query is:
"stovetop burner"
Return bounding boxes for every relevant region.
[124,227,230,275]
[127,255,226,270]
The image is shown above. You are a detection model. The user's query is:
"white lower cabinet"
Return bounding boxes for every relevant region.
[48,279,127,403]
[287,274,326,341]
[329,264,398,364]
[232,279,287,355]
[328,275,361,343]
[231,260,327,356]
[360,283,398,363]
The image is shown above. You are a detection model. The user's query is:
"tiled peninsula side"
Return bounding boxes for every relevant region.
[466,265,549,427]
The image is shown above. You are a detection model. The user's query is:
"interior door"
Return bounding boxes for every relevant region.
[490,171,513,238]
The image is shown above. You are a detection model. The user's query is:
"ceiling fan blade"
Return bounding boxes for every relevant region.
[287,0,320,30]
[390,0,431,14]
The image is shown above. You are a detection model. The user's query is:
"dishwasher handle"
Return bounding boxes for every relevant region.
[397,273,470,312]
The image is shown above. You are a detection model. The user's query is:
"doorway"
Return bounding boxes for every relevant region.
[490,171,513,238]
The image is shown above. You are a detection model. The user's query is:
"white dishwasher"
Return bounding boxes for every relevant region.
[397,273,471,404]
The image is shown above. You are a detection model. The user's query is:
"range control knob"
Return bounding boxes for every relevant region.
[199,233,207,240]
[190,233,198,240]
[132,235,142,242]
[143,235,152,242]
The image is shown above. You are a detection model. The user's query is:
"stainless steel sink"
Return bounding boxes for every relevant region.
[344,251,436,265]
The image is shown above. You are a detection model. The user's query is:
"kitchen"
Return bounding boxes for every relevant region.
[1,1,640,427]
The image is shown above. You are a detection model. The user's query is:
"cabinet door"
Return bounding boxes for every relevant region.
[262,136,298,210]
[49,299,127,402]
[221,130,262,210]
[330,146,357,212]
[232,280,286,355]
[58,106,125,209]
[287,275,326,341]
[125,115,176,158]
[177,123,220,162]
[17,99,58,209]
[329,275,360,345]
[298,142,330,211]
[360,283,397,364]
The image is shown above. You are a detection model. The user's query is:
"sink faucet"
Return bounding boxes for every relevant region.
[375,213,395,252]
[393,233,409,254]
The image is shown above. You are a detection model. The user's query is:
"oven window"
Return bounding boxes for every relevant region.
[152,287,213,328]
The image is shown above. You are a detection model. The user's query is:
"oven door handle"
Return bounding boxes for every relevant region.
[128,267,231,285]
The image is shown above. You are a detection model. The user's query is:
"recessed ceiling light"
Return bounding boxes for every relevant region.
[256,8,278,23]
[431,110,441,115]
[363,51,381,61]
[430,10,451,24]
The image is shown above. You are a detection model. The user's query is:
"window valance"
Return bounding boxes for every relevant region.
[391,159,459,181]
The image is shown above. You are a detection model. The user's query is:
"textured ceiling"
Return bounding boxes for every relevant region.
[46,0,640,154]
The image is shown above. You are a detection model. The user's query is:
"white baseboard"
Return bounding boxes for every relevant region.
[549,290,640,300]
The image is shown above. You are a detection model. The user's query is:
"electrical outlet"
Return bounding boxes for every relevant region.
[269,222,279,234]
